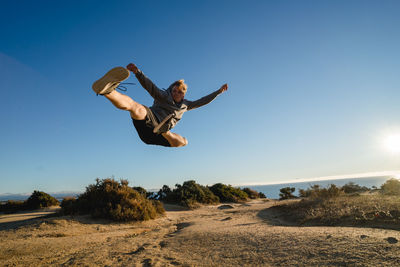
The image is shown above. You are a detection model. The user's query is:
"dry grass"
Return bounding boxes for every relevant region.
[1,200,400,266]
[272,194,400,229]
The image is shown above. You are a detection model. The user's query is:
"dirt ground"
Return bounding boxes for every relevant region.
[1,200,399,266]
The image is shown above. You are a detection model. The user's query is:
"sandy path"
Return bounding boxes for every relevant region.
[1,200,399,266]
[0,207,59,224]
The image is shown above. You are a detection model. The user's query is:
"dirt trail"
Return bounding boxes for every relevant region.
[0,206,59,224]
[1,200,399,266]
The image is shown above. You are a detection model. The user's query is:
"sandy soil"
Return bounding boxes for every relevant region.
[0,206,60,224]
[1,200,399,266]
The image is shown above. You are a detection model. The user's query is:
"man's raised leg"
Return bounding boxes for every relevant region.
[162,131,188,147]
[103,91,187,147]
[103,90,147,120]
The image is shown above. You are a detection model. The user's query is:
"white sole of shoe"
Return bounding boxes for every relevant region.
[92,67,130,95]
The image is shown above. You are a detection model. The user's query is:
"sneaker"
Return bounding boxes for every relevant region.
[92,67,130,95]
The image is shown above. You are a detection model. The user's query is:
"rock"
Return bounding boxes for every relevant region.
[385,237,398,244]
[360,235,368,239]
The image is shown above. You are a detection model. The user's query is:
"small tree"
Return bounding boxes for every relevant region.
[341,182,369,194]
[60,197,77,215]
[25,190,59,209]
[258,192,267,198]
[156,185,173,201]
[242,188,260,199]
[159,180,220,208]
[209,183,248,203]
[61,178,164,221]
[176,180,219,207]
[381,178,400,196]
[298,184,343,200]
[279,187,296,200]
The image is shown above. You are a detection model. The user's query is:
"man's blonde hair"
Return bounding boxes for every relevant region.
[170,79,187,92]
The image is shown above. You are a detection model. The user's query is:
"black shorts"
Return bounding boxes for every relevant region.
[131,111,171,147]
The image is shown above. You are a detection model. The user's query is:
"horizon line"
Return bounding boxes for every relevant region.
[234,170,400,187]
[2,170,400,195]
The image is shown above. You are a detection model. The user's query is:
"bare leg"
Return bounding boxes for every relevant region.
[104,91,187,147]
[162,131,188,147]
[104,90,147,120]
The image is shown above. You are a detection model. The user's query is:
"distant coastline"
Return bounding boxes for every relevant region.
[1,175,396,202]
[243,176,393,199]
[0,192,81,202]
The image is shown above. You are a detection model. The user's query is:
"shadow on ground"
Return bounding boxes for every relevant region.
[0,211,119,231]
[0,202,189,231]
[257,206,299,227]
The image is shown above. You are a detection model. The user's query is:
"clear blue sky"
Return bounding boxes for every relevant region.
[1,0,399,194]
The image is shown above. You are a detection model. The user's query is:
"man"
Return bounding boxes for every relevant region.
[92,62,228,147]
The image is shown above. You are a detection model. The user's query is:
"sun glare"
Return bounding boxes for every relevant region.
[384,134,400,154]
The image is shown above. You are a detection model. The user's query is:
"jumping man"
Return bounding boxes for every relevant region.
[92,63,228,147]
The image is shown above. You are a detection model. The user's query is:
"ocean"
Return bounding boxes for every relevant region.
[242,176,393,199]
[0,176,396,203]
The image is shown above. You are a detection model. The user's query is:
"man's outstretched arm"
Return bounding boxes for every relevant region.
[186,83,228,110]
[127,63,168,101]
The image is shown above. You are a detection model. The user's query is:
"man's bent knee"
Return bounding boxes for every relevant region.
[171,137,188,147]
[130,105,147,120]
[182,137,188,147]
[162,132,188,147]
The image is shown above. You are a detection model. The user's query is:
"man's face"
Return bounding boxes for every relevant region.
[172,86,186,103]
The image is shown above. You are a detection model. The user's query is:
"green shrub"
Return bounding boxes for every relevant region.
[242,188,260,199]
[381,178,400,196]
[61,178,165,221]
[157,180,219,208]
[155,185,172,201]
[258,192,267,198]
[132,186,147,197]
[298,184,343,200]
[341,182,370,194]
[279,187,296,200]
[60,197,78,215]
[209,183,248,203]
[25,190,59,209]
[0,200,26,214]
[176,180,220,208]
[299,188,311,198]
[0,191,59,214]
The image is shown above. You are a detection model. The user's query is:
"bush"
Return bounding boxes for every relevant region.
[341,182,369,194]
[25,190,59,209]
[0,200,26,214]
[298,184,344,200]
[174,180,220,208]
[61,178,165,221]
[258,192,267,198]
[381,178,400,196]
[209,183,248,203]
[0,191,59,214]
[242,188,260,199]
[155,185,173,201]
[60,197,77,215]
[156,180,219,208]
[279,187,296,200]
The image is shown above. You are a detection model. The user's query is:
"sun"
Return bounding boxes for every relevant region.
[384,134,400,154]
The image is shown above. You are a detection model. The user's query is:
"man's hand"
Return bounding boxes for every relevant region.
[218,83,228,94]
[126,63,138,74]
